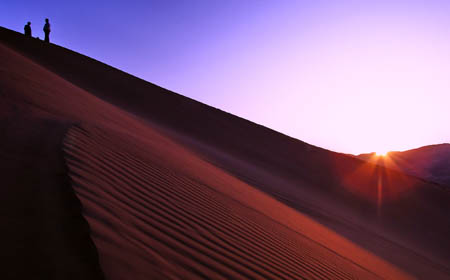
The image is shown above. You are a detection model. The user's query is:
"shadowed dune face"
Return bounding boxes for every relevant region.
[0,111,104,279]
[1,27,450,279]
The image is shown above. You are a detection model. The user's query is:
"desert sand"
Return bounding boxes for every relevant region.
[0,27,449,279]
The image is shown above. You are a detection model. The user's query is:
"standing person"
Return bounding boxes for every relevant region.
[24,22,32,37]
[43,18,51,43]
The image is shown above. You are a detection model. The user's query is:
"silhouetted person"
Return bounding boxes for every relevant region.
[24,22,32,37]
[43,18,51,43]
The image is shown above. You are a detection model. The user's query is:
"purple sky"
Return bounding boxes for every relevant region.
[2,0,449,154]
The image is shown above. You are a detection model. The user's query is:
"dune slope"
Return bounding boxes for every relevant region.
[1,27,449,279]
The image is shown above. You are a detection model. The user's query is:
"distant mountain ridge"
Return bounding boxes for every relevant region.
[357,143,450,186]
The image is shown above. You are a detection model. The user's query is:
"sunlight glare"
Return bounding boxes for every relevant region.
[375,150,389,157]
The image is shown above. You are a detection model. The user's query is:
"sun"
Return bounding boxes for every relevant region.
[375,150,390,157]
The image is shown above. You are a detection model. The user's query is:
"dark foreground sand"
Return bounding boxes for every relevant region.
[1,27,449,279]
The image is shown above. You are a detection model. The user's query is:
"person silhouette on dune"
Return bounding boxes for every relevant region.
[24,22,32,37]
[43,18,51,43]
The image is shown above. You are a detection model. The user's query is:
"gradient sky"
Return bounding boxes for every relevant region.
[2,0,449,154]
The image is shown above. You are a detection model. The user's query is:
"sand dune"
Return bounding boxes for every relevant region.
[1,27,449,279]
[64,124,391,279]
